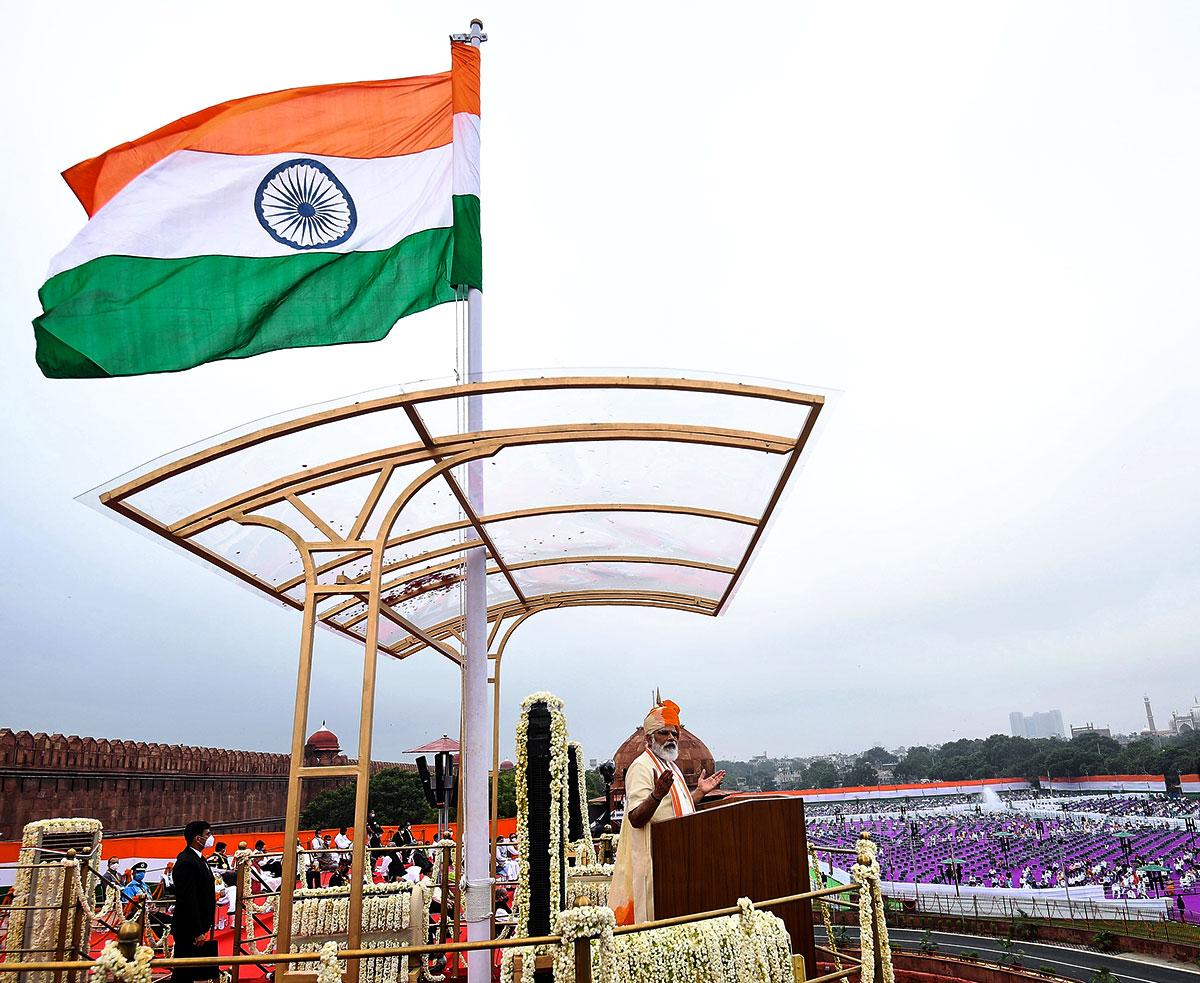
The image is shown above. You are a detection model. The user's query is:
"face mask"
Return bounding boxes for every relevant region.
[204,835,215,849]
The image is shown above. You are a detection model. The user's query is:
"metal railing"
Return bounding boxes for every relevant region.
[3,880,869,983]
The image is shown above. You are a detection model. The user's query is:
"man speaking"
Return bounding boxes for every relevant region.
[610,698,725,924]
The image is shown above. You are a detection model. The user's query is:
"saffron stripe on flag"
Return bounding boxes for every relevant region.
[65,73,457,217]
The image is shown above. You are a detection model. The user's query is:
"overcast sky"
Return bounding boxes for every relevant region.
[1,2,1198,766]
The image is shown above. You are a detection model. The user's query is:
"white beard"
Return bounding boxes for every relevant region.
[651,739,679,763]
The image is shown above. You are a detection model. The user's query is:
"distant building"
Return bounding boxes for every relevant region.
[1168,699,1200,734]
[1009,709,1065,739]
[1143,697,1158,735]
[1070,722,1111,738]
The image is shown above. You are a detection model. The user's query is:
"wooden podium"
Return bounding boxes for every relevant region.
[651,796,815,975]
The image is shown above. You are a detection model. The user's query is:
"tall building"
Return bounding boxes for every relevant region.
[1009,709,1065,739]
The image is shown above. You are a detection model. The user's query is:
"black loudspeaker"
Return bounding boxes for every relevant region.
[567,745,585,843]
[416,756,438,808]
[434,750,457,807]
[445,756,459,811]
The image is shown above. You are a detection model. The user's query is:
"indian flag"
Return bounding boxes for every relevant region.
[34,42,481,378]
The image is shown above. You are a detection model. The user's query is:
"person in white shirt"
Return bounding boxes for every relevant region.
[334,827,353,865]
[308,832,326,888]
[495,840,518,881]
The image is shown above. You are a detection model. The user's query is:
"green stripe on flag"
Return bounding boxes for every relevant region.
[35,226,458,378]
[451,194,481,290]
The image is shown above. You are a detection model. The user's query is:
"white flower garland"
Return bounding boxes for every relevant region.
[808,845,842,971]
[552,905,616,983]
[565,864,614,909]
[514,691,570,937]
[315,941,343,983]
[6,818,103,967]
[429,839,456,887]
[850,835,895,983]
[290,881,422,983]
[501,898,794,983]
[567,742,597,866]
[292,881,415,938]
[89,940,154,983]
[67,860,122,930]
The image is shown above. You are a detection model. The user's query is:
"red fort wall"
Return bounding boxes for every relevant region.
[0,729,407,838]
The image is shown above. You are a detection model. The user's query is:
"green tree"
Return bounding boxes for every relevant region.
[493,768,517,819]
[585,768,605,800]
[894,746,934,781]
[843,760,879,788]
[861,746,892,766]
[300,768,436,830]
[805,759,840,789]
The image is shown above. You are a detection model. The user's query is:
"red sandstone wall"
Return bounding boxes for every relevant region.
[0,729,410,839]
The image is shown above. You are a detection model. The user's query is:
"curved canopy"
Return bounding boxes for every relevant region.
[90,374,825,662]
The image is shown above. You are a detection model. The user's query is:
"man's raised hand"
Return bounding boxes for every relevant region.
[696,768,726,797]
[653,769,676,801]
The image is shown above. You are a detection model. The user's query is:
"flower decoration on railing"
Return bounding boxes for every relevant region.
[89,940,154,983]
[514,691,570,937]
[500,898,794,983]
[552,905,617,983]
[567,742,597,866]
[565,863,614,909]
[6,817,103,967]
[851,832,895,983]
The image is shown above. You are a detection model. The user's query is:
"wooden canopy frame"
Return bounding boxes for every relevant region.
[91,375,824,979]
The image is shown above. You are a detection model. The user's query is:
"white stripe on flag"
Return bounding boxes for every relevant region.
[453,112,480,197]
[49,145,454,276]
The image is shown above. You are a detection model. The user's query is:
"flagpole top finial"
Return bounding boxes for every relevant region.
[452,20,487,43]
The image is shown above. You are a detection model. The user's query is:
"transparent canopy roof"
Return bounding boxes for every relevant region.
[88,373,826,662]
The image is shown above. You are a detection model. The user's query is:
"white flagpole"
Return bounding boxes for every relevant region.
[460,17,491,983]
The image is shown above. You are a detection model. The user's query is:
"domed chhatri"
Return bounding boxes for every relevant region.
[304,721,341,765]
[611,726,715,799]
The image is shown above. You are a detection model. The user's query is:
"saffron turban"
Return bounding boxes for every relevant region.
[644,699,681,733]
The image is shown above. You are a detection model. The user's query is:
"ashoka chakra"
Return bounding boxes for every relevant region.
[254,158,357,250]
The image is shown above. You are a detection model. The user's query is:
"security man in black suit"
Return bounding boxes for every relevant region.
[171,820,218,982]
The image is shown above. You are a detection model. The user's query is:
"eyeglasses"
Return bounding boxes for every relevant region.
[653,729,679,739]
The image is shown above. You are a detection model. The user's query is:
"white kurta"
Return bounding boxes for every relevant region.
[609,748,694,925]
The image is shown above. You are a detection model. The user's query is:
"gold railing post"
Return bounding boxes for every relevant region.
[52,851,76,983]
[232,845,249,983]
[116,920,141,962]
[573,934,593,983]
[573,896,594,983]
[68,871,87,983]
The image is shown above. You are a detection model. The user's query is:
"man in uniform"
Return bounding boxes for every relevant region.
[609,698,724,924]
